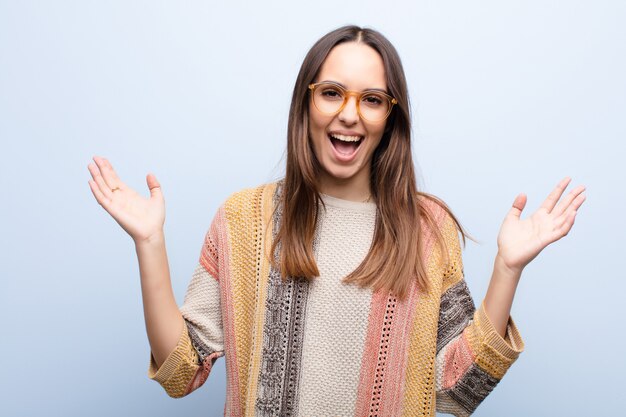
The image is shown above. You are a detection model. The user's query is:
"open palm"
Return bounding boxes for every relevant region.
[88,156,165,243]
[497,177,586,273]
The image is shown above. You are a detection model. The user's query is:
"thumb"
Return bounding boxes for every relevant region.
[146,173,162,198]
[508,193,527,219]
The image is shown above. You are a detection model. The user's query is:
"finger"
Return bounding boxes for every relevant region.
[88,179,112,210]
[88,161,114,201]
[573,192,587,210]
[93,156,124,192]
[555,194,586,232]
[552,184,586,217]
[557,209,578,238]
[540,177,572,213]
[544,212,575,245]
[146,173,162,198]
[507,193,527,219]
[554,193,586,226]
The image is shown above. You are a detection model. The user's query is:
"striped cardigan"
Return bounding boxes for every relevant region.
[148,182,524,416]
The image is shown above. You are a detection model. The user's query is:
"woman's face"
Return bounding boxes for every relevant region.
[308,42,387,200]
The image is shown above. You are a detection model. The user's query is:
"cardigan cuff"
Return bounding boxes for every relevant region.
[477,301,524,358]
[148,318,200,397]
[466,301,525,379]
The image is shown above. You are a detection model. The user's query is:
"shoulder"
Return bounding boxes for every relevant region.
[417,193,466,289]
[219,182,280,227]
[223,182,280,209]
[417,192,466,263]
[417,192,459,235]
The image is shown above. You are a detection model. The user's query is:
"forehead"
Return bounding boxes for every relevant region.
[316,42,387,91]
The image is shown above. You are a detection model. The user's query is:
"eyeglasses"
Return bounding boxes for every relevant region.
[308,82,397,123]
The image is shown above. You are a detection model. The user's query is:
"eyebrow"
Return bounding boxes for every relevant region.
[319,80,389,94]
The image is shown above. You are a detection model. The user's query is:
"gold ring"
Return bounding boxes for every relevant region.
[111,187,121,192]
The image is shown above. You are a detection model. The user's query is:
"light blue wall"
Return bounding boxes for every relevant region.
[1,1,624,416]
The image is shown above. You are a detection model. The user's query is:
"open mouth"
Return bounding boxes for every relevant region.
[328,133,364,156]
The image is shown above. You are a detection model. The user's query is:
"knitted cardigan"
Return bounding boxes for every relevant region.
[148,182,524,416]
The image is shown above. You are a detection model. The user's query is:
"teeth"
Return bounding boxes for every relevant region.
[330,133,362,142]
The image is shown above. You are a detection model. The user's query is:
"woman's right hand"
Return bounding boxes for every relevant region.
[88,156,165,244]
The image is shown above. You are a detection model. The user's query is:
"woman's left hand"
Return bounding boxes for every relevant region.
[496,177,586,274]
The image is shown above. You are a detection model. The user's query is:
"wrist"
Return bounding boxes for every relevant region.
[134,230,166,248]
[494,253,523,282]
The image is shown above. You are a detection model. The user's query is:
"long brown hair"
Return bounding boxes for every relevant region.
[271,25,469,299]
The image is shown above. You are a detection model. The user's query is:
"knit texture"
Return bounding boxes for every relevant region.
[149,182,524,416]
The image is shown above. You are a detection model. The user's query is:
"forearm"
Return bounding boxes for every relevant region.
[135,231,184,368]
[482,254,522,338]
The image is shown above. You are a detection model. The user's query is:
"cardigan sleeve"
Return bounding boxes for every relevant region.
[434,213,524,417]
[148,217,226,398]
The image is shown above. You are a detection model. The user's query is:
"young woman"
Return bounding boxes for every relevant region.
[87,26,586,416]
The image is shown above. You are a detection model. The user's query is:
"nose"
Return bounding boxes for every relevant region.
[338,95,360,125]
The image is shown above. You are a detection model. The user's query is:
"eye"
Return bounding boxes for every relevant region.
[319,86,344,100]
[362,93,385,107]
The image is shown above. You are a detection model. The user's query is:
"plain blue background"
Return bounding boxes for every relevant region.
[1,1,624,416]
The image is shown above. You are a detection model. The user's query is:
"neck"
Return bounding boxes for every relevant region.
[318,175,371,202]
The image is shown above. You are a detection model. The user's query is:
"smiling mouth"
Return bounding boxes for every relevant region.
[328,133,364,156]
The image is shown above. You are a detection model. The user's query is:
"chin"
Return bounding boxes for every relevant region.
[322,164,362,183]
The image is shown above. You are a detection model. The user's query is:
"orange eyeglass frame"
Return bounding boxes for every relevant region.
[308,82,398,122]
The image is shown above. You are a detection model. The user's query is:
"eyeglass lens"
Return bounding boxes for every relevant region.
[312,84,391,122]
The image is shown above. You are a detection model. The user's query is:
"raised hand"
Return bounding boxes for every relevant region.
[496,177,586,273]
[87,156,165,243]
